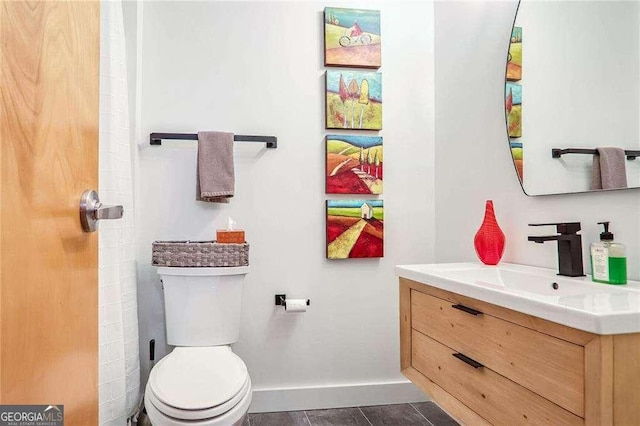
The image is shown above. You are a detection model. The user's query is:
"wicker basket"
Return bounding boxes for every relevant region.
[152,241,249,267]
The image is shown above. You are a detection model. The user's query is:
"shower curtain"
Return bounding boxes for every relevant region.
[99,1,140,424]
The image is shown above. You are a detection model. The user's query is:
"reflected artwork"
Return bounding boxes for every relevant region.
[506,82,522,138]
[507,26,522,81]
[510,140,523,180]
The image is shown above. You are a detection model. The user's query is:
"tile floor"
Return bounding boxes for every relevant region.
[245,402,459,426]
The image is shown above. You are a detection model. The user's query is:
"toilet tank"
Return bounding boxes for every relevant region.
[157,266,250,346]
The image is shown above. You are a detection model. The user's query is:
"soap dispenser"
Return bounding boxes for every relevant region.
[590,222,627,285]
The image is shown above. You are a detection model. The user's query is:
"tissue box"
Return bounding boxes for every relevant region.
[216,230,245,244]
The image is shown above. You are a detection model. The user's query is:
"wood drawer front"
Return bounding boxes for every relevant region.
[412,330,583,426]
[411,290,584,417]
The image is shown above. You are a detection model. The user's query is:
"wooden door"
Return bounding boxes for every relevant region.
[0,2,100,425]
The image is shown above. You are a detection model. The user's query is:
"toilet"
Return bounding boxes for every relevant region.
[144,266,252,426]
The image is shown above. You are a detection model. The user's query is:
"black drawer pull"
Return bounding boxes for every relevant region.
[452,304,482,316]
[452,353,484,369]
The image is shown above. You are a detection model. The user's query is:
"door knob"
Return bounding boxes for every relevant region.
[79,190,124,232]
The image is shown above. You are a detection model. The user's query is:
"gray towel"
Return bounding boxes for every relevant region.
[591,147,628,190]
[196,131,235,203]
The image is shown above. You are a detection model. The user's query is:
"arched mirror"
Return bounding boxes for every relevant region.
[505,1,640,195]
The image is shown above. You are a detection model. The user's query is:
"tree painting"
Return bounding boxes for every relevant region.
[326,135,383,195]
[359,79,369,128]
[326,71,382,130]
[348,78,360,129]
[374,151,380,178]
[506,82,522,138]
[339,74,348,128]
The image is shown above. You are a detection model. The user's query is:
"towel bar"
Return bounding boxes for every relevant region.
[552,148,639,160]
[150,132,277,148]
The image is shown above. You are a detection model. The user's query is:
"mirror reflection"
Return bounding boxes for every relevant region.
[505,1,640,195]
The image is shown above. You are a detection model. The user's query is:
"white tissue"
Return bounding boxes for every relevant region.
[227,217,236,231]
[285,299,308,313]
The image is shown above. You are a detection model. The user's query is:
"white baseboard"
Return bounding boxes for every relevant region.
[248,380,429,413]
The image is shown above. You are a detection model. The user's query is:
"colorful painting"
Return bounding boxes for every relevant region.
[326,70,382,130]
[324,7,381,68]
[506,27,522,81]
[326,135,383,194]
[506,82,522,138]
[326,200,383,259]
[510,140,523,181]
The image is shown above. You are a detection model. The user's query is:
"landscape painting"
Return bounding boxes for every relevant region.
[506,26,522,81]
[324,7,381,68]
[326,135,383,194]
[326,200,383,259]
[326,70,382,130]
[511,140,523,181]
[506,82,522,138]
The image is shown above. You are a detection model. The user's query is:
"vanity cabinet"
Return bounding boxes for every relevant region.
[400,278,640,426]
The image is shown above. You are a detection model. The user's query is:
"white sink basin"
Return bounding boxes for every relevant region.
[395,262,640,334]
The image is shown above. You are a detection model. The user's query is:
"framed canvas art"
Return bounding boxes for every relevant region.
[506,82,522,138]
[326,200,383,259]
[506,26,522,81]
[326,70,382,130]
[510,140,523,181]
[326,135,383,194]
[324,7,381,68]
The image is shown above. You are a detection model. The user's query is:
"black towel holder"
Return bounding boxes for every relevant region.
[150,132,277,148]
[552,148,639,160]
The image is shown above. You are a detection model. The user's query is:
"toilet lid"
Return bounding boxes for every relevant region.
[149,347,248,410]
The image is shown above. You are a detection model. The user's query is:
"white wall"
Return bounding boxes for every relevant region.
[434,1,640,280]
[122,0,138,145]
[135,1,435,412]
[516,1,640,195]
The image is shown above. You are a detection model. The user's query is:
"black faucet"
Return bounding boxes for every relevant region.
[528,222,585,277]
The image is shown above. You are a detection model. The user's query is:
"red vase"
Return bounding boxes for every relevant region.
[474,200,505,265]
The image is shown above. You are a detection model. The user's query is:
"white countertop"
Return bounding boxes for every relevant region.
[395,262,640,335]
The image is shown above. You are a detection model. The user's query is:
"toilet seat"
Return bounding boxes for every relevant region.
[147,374,250,420]
[147,346,250,421]
[144,379,252,426]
